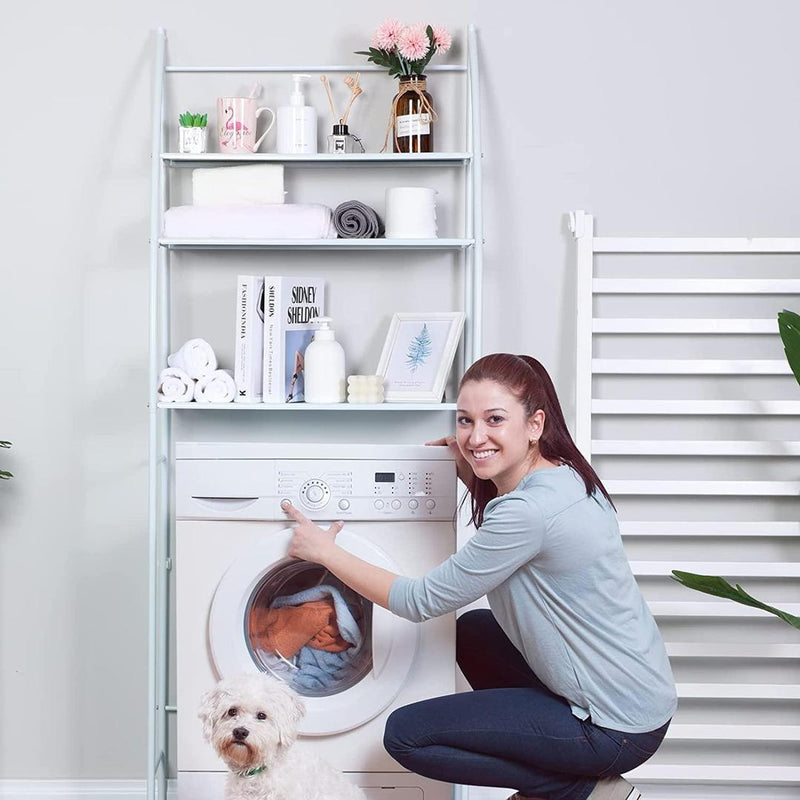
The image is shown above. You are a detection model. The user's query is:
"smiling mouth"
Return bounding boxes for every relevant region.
[472,449,498,461]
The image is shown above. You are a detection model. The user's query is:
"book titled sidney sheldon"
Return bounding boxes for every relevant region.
[262,276,325,403]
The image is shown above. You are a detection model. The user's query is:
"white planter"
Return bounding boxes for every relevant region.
[179,126,208,154]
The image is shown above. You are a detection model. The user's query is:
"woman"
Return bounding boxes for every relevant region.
[283,354,676,800]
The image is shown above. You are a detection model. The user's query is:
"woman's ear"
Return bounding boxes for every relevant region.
[528,409,545,442]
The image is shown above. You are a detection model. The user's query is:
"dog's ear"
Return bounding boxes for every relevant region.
[272,680,306,747]
[197,685,224,742]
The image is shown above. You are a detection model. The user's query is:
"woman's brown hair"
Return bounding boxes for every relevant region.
[459,353,614,527]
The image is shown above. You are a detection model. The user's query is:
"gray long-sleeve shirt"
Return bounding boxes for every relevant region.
[389,464,677,733]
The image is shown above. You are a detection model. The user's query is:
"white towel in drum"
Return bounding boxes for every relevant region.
[157,367,195,403]
[194,369,236,403]
[192,164,285,206]
[167,338,218,380]
[162,204,337,240]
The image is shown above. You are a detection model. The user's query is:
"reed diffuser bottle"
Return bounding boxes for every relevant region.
[393,74,434,153]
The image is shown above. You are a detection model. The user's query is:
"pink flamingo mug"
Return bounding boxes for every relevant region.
[216,97,275,153]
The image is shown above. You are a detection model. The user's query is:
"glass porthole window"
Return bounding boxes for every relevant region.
[245,558,373,697]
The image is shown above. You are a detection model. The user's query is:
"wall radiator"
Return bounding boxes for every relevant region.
[570,212,800,799]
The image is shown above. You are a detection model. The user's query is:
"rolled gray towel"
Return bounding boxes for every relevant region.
[333,200,384,239]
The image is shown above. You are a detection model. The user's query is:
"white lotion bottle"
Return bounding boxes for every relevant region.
[276,73,318,154]
[304,317,346,403]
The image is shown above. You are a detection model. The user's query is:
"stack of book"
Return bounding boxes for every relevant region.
[234,275,326,404]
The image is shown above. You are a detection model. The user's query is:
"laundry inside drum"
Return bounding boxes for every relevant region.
[245,559,373,697]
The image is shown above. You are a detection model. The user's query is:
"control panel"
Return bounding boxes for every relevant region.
[174,450,457,522]
[275,459,456,520]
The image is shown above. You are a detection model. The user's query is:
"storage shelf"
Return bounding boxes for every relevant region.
[157,402,457,411]
[159,237,474,251]
[163,152,472,167]
[148,27,484,800]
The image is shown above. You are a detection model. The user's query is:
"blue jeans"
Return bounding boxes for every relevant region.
[384,610,669,800]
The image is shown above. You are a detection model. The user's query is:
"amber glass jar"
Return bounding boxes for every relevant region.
[392,75,434,153]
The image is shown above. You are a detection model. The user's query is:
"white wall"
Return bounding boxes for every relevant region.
[1,0,799,781]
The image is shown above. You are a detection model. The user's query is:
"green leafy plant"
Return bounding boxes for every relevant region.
[178,112,207,128]
[1,440,12,480]
[671,309,800,628]
[672,571,800,629]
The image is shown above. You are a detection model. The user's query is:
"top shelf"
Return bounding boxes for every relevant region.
[162,152,472,167]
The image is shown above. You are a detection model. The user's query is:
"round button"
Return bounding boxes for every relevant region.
[425,499,436,510]
[306,485,324,503]
[374,500,385,510]
[408,499,419,510]
[338,499,351,511]
[391,499,402,510]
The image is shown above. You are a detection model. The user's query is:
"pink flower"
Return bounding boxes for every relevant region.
[432,26,452,53]
[372,18,404,52]
[397,24,430,62]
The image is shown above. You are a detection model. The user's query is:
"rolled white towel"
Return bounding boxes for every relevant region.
[168,338,218,379]
[194,369,236,403]
[157,367,195,403]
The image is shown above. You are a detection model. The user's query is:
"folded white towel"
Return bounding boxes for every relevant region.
[194,369,236,403]
[157,367,195,403]
[192,164,285,206]
[167,338,218,380]
[162,204,337,240]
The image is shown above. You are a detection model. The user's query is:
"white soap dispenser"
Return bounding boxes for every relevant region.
[304,317,346,403]
[276,73,318,154]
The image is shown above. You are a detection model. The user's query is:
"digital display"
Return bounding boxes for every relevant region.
[375,472,395,483]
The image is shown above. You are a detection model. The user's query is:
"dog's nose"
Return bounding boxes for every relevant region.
[232,727,249,741]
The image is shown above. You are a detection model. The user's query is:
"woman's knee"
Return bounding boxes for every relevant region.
[383,703,418,763]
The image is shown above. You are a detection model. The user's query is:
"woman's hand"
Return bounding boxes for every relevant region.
[426,434,474,488]
[282,501,343,564]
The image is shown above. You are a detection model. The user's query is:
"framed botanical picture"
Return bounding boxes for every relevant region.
[376,312,466,402]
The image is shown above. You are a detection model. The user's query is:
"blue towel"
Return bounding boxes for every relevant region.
[268,585,365,691]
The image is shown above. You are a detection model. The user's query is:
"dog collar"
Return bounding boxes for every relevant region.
[242,766,266,778]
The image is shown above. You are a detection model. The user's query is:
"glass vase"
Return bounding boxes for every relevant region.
[392,74,434,153]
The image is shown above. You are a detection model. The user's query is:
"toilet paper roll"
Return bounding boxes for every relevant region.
[384,187,438,239]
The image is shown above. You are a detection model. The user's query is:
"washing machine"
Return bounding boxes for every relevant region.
[176,442,458,800]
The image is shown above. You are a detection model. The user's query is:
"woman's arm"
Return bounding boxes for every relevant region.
[282,501,397,608]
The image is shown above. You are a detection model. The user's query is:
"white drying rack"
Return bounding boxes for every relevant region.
[570,211,800,796]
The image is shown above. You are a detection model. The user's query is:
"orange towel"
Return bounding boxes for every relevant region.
[249,598,352,659]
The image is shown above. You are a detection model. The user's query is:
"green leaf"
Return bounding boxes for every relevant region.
[778,309,800,388]
[671,570,800,630]
[0,470,11,480]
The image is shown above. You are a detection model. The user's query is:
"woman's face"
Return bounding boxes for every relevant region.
[455,379,544,495]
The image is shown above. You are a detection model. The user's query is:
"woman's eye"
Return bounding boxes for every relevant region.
[456,416,471,425]
[488,415,505,424]
[227,707,238,717]
[256,712,267,720]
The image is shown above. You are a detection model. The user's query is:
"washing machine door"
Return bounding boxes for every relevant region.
[208,527,419,736]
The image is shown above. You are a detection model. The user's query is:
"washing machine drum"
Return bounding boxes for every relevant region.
[209,528,419,736]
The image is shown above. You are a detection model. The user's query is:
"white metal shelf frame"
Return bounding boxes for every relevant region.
[147,27,483,800]
[569,211,800,794]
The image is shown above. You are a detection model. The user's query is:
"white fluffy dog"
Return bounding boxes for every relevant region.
[199,672,367,800]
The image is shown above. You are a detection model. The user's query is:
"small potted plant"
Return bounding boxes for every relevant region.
[178,111,208,154]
